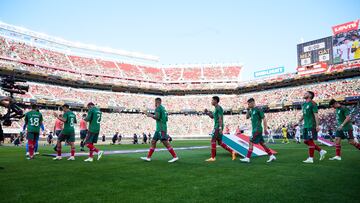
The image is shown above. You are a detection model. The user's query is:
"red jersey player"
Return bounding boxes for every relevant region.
[79,114,88,152]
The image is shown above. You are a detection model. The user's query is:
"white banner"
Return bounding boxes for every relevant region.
[301,58,311,66]
[319,54,330,62]
[303,42,325,52]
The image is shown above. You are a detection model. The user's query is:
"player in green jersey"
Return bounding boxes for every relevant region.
[84,102,104,162]
[240,98,276,163]
[53,104,77,161]
[141,98,178,163]
[298,91,327,164]
[328,99,360,161]
[24,103,43,160]
[204,96,236,162]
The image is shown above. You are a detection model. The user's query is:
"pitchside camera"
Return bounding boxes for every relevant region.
[0,76,29,95]
[0,76,29,126]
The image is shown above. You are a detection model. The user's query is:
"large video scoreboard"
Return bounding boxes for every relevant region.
[297,36,333,67]
[296,19,360,76]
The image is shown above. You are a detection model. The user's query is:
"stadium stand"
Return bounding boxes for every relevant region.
[139,65,164,81]
[14,77,359,112]
[3,106,357,138]
[164,68,182,81]
[0,25,359,139]
[182,67,202,81]
[0,75,357,137]
[0,33,243,83]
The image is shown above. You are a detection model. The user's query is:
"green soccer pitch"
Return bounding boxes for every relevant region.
[0,140,359,203]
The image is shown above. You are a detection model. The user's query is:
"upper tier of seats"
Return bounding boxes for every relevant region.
[0,36,242,82]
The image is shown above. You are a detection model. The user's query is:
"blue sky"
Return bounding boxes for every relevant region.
[0,0,359,80]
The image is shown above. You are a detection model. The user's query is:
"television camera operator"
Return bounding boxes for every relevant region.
[0,76,29,144]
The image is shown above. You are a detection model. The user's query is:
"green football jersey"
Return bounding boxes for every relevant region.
[25,110,43,133]
[302,101,318,128]
[249,107,264,133]
[336,106,352,130]
[62,111,77,135]
[155,105,168,132]
[86,107,102,133]
[213,105,224,129]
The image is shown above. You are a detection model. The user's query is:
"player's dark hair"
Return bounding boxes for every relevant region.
[155,98,161,102]
[212,96,220,103]
[62,104,70,109]
[247,98,255,103]
[329,99,337,107]
[307,91,315,99]
[82,114,87,118]
[87,102,95,107]
[31,103,37,110]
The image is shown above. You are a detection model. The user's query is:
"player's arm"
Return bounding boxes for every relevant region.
[53,121,56,134]
[312,103,320,132]
[147,111,160,120]
[53,112,66,123]
[40,114,44,128]
[204,109,214,119]
[298,115,304,125]
[218,107,224,132]
[218,116,223,132]
[40,123,45,131]
[263,116,268,135]
[40,123,45,136]
[23,114,28,131]
[298,115,303,122]
[246,109,251,119]
[339,115,351,130]
[259,109,268,135]
[57,116,66,123]
[84,110,92,122]
[39,114,45,134]
[314,113,320,132]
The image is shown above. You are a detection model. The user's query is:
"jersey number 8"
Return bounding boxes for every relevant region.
[70,117,74,127]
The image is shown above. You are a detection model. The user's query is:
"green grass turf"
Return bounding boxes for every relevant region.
[0,140,360,203]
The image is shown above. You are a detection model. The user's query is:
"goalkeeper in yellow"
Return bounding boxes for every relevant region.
[281,125,289,144]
